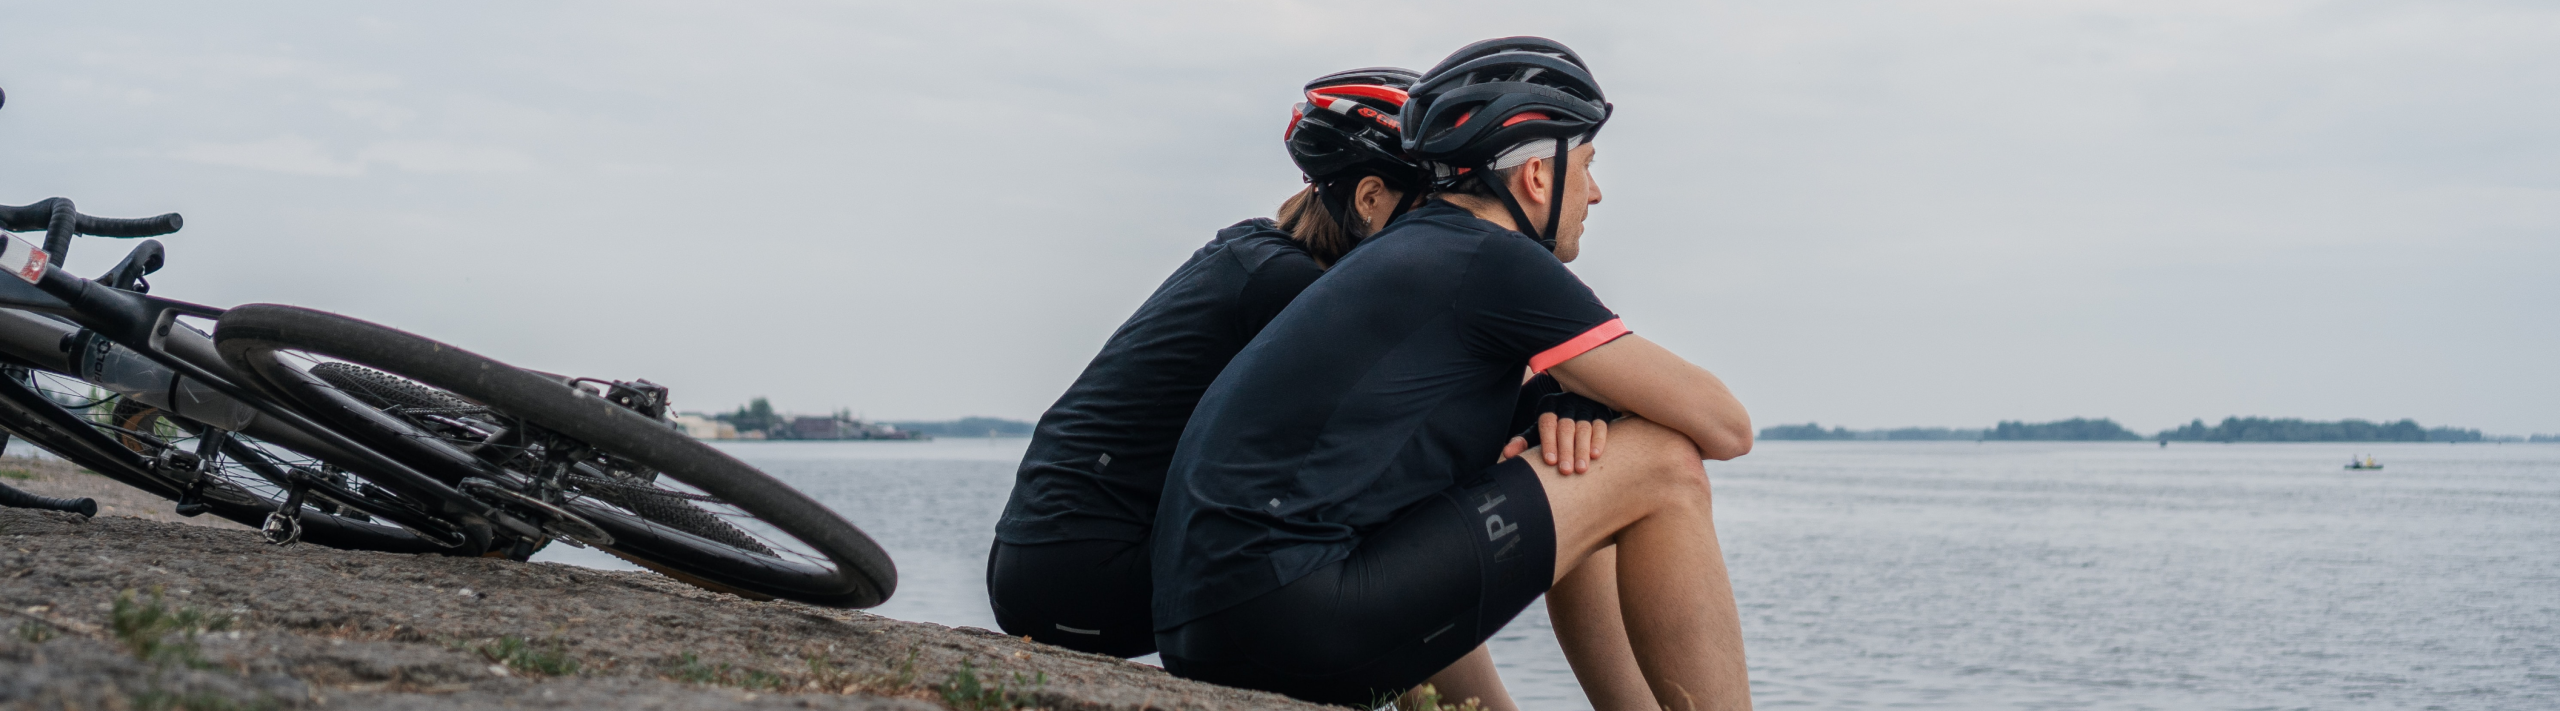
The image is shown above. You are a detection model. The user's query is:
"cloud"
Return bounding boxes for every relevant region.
[168,136,532,175]
[13,1,2556,433]
[167,135,362,176]
[354,141,535,174]
[328,99,418,131]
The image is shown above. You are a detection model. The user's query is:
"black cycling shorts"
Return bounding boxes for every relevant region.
[986,537,1156,658]
[1157,457,1556,706]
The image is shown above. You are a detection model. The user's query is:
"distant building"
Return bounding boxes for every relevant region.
[671,414,737,440]
[789,415,855,440]
[770,413,928,441]
[704,401,935,441]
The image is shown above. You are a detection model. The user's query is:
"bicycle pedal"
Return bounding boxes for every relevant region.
[173,500,209,517]
[260,510,303,546]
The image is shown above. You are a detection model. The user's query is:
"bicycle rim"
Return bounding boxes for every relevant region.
[215,305,894,607]
[0,367,439,551]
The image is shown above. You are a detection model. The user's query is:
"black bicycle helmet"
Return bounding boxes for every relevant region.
[1402,37,1612,249]
[1285,67,1428,245]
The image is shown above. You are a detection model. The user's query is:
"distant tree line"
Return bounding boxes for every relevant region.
[718,397,782,433]
[1989,418,2142,441]
[1755,423,1984,441]
[1763,416,2502,442]
[711,398,1034,438]
[2156,417,2481,443]
[886,417,1035,437]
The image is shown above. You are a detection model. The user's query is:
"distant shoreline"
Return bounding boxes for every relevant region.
[675,402,1036,441]
[710,434,1033,441]
[1764,417,2554,443]
[1751,439,2553,445]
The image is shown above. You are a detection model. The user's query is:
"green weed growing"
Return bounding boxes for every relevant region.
[477,636,581,677]
[894,645,920,688]
[1392,684,1486,711]
[797,644,933,696]
[668,651,722,684]
[15,620,56,644]
[935,659,1045,711]
[132,689,278,711]
[108,587,233,667]
[663,651,785,690]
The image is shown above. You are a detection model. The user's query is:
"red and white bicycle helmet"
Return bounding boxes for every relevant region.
[1285,67,1428,245]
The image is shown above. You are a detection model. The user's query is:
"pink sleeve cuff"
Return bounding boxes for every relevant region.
[1529,318,1629,374]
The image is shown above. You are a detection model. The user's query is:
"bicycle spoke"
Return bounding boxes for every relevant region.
[257,351,836,570]
[19,370,350,513]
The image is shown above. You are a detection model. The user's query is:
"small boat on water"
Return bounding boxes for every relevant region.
[2345,454,2383,471]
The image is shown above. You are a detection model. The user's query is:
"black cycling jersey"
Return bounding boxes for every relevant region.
[1153,200,1626,629]
[995,219,1327,546]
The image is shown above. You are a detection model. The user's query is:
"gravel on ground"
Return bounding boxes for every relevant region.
[0,458,1331,711]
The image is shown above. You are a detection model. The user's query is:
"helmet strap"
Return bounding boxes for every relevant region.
[1390,183,1425,221]
[1479,165,1553,250]
[1542,139,1570,249]
[1316,176,1367,247]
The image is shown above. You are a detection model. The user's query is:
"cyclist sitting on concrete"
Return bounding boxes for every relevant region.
[988,65,1611,689]
[1152,37,1756,711]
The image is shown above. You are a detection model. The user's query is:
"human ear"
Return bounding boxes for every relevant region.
[1516,156,1552,210]
[1358,175,1406,227]
[1358,175,1391,211]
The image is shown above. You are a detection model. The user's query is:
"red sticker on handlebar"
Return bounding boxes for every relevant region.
[0,234,46,284]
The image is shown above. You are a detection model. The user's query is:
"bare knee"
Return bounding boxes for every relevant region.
[1614,418,1713,502]
[1612,416,1703,464]
[1654,457,1712,509]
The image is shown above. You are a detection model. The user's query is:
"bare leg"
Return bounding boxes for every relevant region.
[1529,417,1750,711]
[1549,546,1653,711]
[1416,644,1519,711]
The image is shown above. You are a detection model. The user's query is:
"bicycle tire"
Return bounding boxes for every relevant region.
[308,361,771,556]
[213,304,896,608]
[0,370,442,553]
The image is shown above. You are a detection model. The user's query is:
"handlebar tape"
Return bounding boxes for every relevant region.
[0,199,183,237]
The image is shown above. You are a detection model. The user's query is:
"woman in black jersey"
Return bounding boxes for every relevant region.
[987,67,1433,659]
[988,67,1611,696]
[1152,38,1756,711]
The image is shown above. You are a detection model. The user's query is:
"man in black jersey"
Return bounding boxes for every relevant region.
[989,67,1611,697]
[1153,38,1756,710]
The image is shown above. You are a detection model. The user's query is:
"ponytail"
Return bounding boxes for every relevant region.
[1275,184,1357,267]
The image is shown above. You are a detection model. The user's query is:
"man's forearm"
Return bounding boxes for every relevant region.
[1550,335,1752,460]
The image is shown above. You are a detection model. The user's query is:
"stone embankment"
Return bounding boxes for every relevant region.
[0,457,1324,710]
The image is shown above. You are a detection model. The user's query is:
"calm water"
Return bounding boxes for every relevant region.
[540,440,2560,710]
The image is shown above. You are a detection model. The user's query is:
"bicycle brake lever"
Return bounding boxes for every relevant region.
[98,240,164,293]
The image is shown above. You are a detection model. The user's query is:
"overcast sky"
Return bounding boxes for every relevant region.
[3,0,2553,434]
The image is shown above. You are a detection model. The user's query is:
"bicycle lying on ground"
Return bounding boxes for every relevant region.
[0,198,895,608]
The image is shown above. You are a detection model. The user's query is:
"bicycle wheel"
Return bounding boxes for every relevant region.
[0,365,443,552]
[213,304,896,608]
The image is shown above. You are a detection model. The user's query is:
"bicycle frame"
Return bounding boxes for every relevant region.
[0,192,895,605]
[0,226,542,550]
